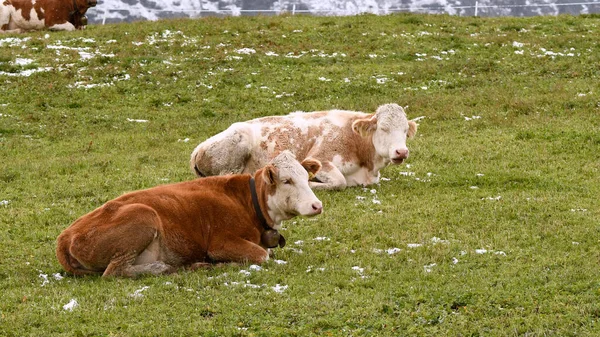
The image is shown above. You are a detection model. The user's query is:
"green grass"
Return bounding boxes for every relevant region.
[1,13,599,336]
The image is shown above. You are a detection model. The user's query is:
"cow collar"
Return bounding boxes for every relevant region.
[70,0,80,15]
[249,177,286,249]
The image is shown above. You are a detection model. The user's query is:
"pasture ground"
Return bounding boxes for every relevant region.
[0,13,599,336]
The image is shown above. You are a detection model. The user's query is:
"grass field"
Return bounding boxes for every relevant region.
[1,12,599,336]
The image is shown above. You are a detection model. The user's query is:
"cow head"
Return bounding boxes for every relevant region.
[352,103,418,165]
[76,0,98,8]
[70,0,97,29]
[260,151,323,225]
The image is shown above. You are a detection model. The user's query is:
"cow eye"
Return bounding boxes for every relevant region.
[283,179,292,185]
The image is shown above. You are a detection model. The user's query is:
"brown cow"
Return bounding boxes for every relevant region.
[191,103,418,190]
[0,0,96,33]
[56,151,323,278]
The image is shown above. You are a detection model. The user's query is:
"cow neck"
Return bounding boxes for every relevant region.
[248,176,275,230]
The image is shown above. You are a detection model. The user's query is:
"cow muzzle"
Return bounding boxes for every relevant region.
[307,201,323,216]
[87,0,97,7]
[391,148,409,164]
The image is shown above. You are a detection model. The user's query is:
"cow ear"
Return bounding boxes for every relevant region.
[408,120,418,138]
[262,164,278,185]
[301,158,322,179]
[352,116,377,137]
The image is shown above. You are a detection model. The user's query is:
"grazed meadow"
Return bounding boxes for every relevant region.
[1,13,599,336]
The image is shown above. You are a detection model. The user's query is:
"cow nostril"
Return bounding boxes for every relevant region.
[312,203,322,212]
[395,149,409,158]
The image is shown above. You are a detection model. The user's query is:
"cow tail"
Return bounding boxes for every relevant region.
[194,165,206,177]
[190,146,208,177]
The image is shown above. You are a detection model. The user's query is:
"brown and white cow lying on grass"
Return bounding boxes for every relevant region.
[56,151,323,278]
[191,103,418,190]
[0,0,96,33]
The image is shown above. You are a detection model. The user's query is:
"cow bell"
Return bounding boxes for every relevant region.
[261,229,286,248]
[81,15,88,26]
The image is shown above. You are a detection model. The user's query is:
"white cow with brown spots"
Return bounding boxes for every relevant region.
[0,0,96,33]
[190,103,418,190]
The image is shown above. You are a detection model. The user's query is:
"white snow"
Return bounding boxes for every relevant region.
[386,248,402,255]
[79,51,96,60]
[431,237,449,244]
[0,37,31,47]
[13,58,33,66]
[424,263,436,272]
[306,265,325,272]
[0,67,52,77]
[236,48,256,54]
[483,196,502,201]
[39,273,50,286]
[248,264,262,271]
[271,284,288,293]
[63,299,79,311]
[129,286,150,298]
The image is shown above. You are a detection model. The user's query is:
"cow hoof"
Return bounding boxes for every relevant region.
[189,262,212,270]
[147,262,176,275]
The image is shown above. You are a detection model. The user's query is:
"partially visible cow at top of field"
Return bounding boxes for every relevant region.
[0,0,96,33]
[190,103,418,190]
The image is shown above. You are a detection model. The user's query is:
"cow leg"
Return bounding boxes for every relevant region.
[0,7,16,33]
[48,22,77,31]
[188,262,234,270]
[69,203,175,278]
[191,126,253,176]
[0,28,22,34]
[104,253,175,278]
[207,237,269,265]
[310,161,347,190]
[102,256,176,278]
